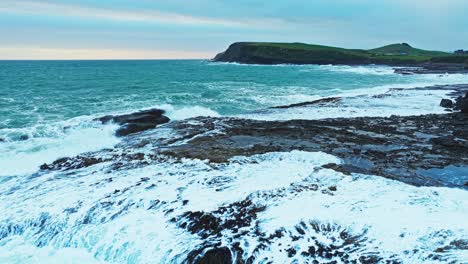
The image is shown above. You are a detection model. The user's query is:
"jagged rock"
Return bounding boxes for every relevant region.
[115,123,164,137]
[158,112,468,189]
[193,247,232,264]
[454,92,468,113]
[271,97,341,109]
[40,156,105,171]
[96,108,170,136]
[440,99,453,108]
[394,63,468,74]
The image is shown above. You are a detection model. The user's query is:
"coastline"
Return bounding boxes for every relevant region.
[29,82,468,263]
[1,62,467,263]
[212,42,468,74]
[40,83,468,189]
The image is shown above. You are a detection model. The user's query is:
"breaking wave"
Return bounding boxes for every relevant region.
[0,151,466,263]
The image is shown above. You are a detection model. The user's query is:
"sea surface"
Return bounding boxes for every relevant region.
[0,60,467,263]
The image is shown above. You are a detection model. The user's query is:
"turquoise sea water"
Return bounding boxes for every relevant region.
[2,60,468,174]
[2,59,466,130]
[1,60,468,263]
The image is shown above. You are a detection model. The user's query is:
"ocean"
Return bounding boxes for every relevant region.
[0,60,467,263]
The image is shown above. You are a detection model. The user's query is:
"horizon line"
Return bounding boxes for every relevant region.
[0,58,211,61]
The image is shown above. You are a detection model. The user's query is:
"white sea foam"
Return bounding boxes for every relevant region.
[0,118,120,177]
[241,88,454,120]
[254,169,468,263]
[0,102,224,177]
[0,237,107,264]
[0,151,466,263]
[317,64,398,75]
[162,105,220,120]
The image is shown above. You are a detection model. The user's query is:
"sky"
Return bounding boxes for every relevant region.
[0,0,467,59]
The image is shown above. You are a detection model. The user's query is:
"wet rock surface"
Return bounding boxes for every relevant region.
[440,99,453,108]
[42,85,468,189]
[96,108,170,136]
[270,97,341,109]
[159,112,467,189]
[190,247,233,264]
[394,63,468,75]
[32,84,468,263]
[455,92,468,113]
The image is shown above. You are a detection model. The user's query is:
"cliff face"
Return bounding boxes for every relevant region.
[213,42,250,62]
[212,42,292,64]
[212,42,374,65]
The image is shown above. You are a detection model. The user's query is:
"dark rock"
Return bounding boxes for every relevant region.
[115,123,165,137]
[394,63,468,75]
[177,198,266,239]
[96,108,170,136]
[398,71,413,75]
[434,239,468,253]
[454,92,468,113]
[271,97,341,109]
[159,112,468,189]
[286,248,297,257]
[440,99,453,108]
[19,135,29,141]
[0,138,5,143]
[193,247,232,264]
[39,163,51,170]
[39,156,107,171]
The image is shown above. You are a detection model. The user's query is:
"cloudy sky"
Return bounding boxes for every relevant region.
[0,0,467,59]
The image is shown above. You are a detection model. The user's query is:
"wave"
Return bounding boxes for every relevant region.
[240,86,457,121]
[317,64,398,75]
[207,61,313,67]
[0,237,106,264]
[161,104,220,120]
[210,62,403,75]
[0,104,223,177]
[0,117,120,177]
[0,151,466,263]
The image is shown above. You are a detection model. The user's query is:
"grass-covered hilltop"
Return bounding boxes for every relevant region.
[213,42,468,67]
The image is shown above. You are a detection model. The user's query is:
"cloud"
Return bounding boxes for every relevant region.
[0,46,212,59]
[0,0,290,29]
[391,0,467,15]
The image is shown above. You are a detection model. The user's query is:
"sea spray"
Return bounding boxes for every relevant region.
[0,151,466,263]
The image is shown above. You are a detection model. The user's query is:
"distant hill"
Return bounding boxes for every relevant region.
[213,42,466,66]
[369,43,449,57]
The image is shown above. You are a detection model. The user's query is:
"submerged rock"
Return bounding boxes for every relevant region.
[270,97,341,109]
[96,108,170,136]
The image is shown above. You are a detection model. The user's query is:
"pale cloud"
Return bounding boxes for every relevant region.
[0,46,212,59]
[0,0,291,29]
[391,0,466,15]
[0,0,465,59]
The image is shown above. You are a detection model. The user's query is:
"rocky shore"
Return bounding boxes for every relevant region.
[394,63,468,75]
[36,84,468,263]
[41,85,468,188]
